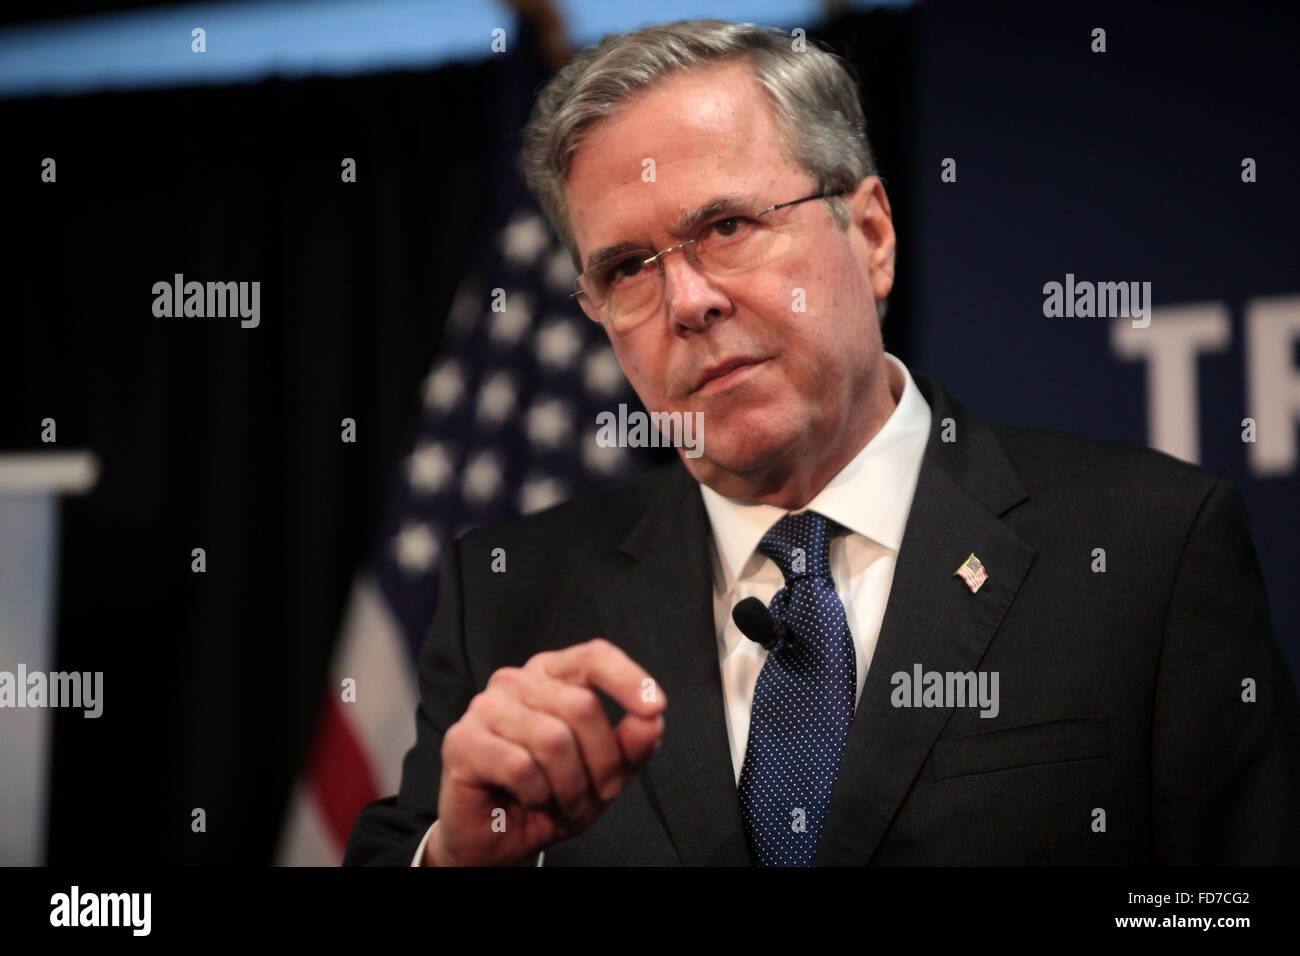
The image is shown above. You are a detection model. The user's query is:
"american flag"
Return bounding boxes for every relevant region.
[275,189,647,864]
[954,553,989,594]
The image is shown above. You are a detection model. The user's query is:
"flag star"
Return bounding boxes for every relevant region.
[462,449,503,503]
[583,430,629,475]
[490,291,534,345]
[584,347,625,396]
[393,521,440,574]
[501,214,550,266]
[476,370,517,426]
[545,247,579,293]
[526,398,573,448]
[422,359,465,412]
[408,442,455,494]
[536,319,583,370]
[519,474,568,514]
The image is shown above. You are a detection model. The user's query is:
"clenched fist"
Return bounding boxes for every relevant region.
[425,638,666,866]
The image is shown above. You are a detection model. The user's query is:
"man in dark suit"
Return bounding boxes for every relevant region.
[344,19,1300,866]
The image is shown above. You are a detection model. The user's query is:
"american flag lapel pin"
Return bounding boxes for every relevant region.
[955,553,988,593]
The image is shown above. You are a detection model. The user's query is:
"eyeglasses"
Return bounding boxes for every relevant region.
[570,190,848,334]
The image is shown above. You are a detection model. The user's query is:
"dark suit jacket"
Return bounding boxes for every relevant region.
[344,370,1300,865]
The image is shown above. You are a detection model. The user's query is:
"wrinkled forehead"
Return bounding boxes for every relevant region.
[562,64,803,267]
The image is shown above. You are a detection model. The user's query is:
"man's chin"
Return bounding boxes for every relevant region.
[677,428,798,487]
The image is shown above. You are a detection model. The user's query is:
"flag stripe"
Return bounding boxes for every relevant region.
[305,695,381,852]
[276,784,342,867]
[329,576,418,795]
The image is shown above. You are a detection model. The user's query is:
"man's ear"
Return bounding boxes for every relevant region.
[847,175,895,301]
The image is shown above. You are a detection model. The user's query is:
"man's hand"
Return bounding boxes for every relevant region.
[425,638,666,866]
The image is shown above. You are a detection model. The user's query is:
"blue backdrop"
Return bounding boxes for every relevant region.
[910,0,1299,675]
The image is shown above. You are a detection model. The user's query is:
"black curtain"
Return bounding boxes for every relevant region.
[0,8,915,864]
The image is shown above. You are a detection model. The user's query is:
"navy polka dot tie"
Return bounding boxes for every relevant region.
[738,510,857,866]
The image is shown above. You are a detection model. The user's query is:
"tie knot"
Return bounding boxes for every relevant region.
[757,510,849,584]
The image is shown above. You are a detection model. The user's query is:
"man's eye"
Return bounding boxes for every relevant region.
[706,216,752,239]
[602,256,645,286]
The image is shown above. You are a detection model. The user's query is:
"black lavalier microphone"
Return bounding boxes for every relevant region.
[731,596,787,652]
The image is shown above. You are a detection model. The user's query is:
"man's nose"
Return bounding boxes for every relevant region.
[658,248,732,332]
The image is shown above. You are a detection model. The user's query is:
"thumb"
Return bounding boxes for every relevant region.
[615,712,665,767]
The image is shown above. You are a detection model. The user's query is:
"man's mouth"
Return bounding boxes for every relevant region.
[691,356,767,395]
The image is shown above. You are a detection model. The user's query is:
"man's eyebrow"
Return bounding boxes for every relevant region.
[584,240,645,276]
[673,193,756,235]
[582,193,760,274]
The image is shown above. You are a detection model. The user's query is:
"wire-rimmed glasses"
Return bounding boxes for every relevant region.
[570,190,848,333]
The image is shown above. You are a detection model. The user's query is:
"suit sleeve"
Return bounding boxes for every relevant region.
[1150,479,1300,864]
[343,537,477,866]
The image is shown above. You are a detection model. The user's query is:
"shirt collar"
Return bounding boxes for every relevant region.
[699,352,933,599]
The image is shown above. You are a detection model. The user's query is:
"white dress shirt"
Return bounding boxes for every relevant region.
[413,352,931,863]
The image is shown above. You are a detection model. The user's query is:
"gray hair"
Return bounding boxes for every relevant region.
[520,18,878,275]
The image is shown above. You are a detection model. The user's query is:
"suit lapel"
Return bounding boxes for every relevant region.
[593,466,751,865]
[813,371,1037,864]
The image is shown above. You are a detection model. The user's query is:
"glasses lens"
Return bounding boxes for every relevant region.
[608,270,659,332]
[699,215,791,276]
[578,252,654,330]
